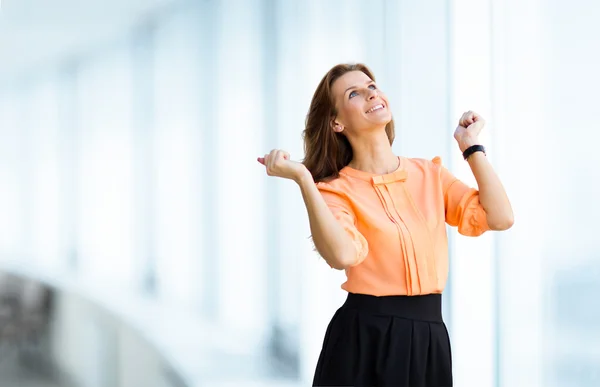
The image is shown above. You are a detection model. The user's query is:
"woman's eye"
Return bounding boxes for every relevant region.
[349,91,358,98]
[369,84,377,90]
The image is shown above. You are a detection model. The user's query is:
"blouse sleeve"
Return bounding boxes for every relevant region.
[433,157,490,237]
[316,182,369,267]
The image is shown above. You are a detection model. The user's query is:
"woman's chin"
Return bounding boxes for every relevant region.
[366,111,392,124]
[374,115,392,126]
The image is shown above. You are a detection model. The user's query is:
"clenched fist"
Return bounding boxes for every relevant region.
[454,110,485,152]
[257,149,308,183]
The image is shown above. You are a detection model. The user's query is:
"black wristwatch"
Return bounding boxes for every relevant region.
[462,145,486,160]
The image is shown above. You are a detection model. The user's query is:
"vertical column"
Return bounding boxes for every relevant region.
[58,62,80,270]
[28,78,62,267]
[214,0,269,344]
[492,0,545,386]
[76,48,136,283]
[449,0,496,386]
[131,22,158,294]
[274,0,324,381]
[0,89,26,259]
[261,0,288,371]
[150,4,207,309]
[540,1,600,385]
[490,3,507,385]
[197,0,220,321]
[18,86,35,261]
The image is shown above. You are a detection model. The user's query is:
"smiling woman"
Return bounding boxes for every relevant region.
[258,62,513,386]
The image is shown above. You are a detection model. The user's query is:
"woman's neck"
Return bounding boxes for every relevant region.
[347,131,399,175]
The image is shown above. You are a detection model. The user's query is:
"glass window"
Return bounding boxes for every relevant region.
[76,46,136,284]
[28,78,62,267]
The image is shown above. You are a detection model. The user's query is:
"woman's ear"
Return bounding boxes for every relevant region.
[331,119,344,133]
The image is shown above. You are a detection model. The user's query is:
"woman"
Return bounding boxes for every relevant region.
[257,63,513,386]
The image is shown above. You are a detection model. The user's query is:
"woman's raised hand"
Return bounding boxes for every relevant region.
[257,149,309,183]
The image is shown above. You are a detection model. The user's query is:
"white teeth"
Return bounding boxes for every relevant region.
[367,104,384,113]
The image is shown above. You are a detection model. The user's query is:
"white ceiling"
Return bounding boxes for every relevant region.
[0,0,175,84]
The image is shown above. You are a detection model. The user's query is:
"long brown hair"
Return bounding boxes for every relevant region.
[302,63,395,183]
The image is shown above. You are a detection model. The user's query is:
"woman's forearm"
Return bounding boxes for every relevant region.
[295,169,358,270]
[467,151,514,230]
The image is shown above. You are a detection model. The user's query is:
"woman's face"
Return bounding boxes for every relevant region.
[330,70,392,135]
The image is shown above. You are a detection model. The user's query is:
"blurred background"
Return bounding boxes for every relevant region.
[0,0,599,386]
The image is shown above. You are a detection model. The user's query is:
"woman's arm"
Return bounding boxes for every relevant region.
[295,169,364,269]
[465,151,514,230]
[454,110,514,230]
[258,149,364,269]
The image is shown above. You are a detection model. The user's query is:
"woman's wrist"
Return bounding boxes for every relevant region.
[294,165,314,186]
[458,136,482,153]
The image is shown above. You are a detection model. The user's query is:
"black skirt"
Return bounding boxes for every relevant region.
[312,293,452,387]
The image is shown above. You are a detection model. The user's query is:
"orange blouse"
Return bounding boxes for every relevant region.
[316,156,490,296]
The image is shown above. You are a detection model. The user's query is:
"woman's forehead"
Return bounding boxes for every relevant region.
[332,71,372,95]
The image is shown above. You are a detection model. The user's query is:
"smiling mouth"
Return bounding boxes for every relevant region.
[366,104,385,113]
